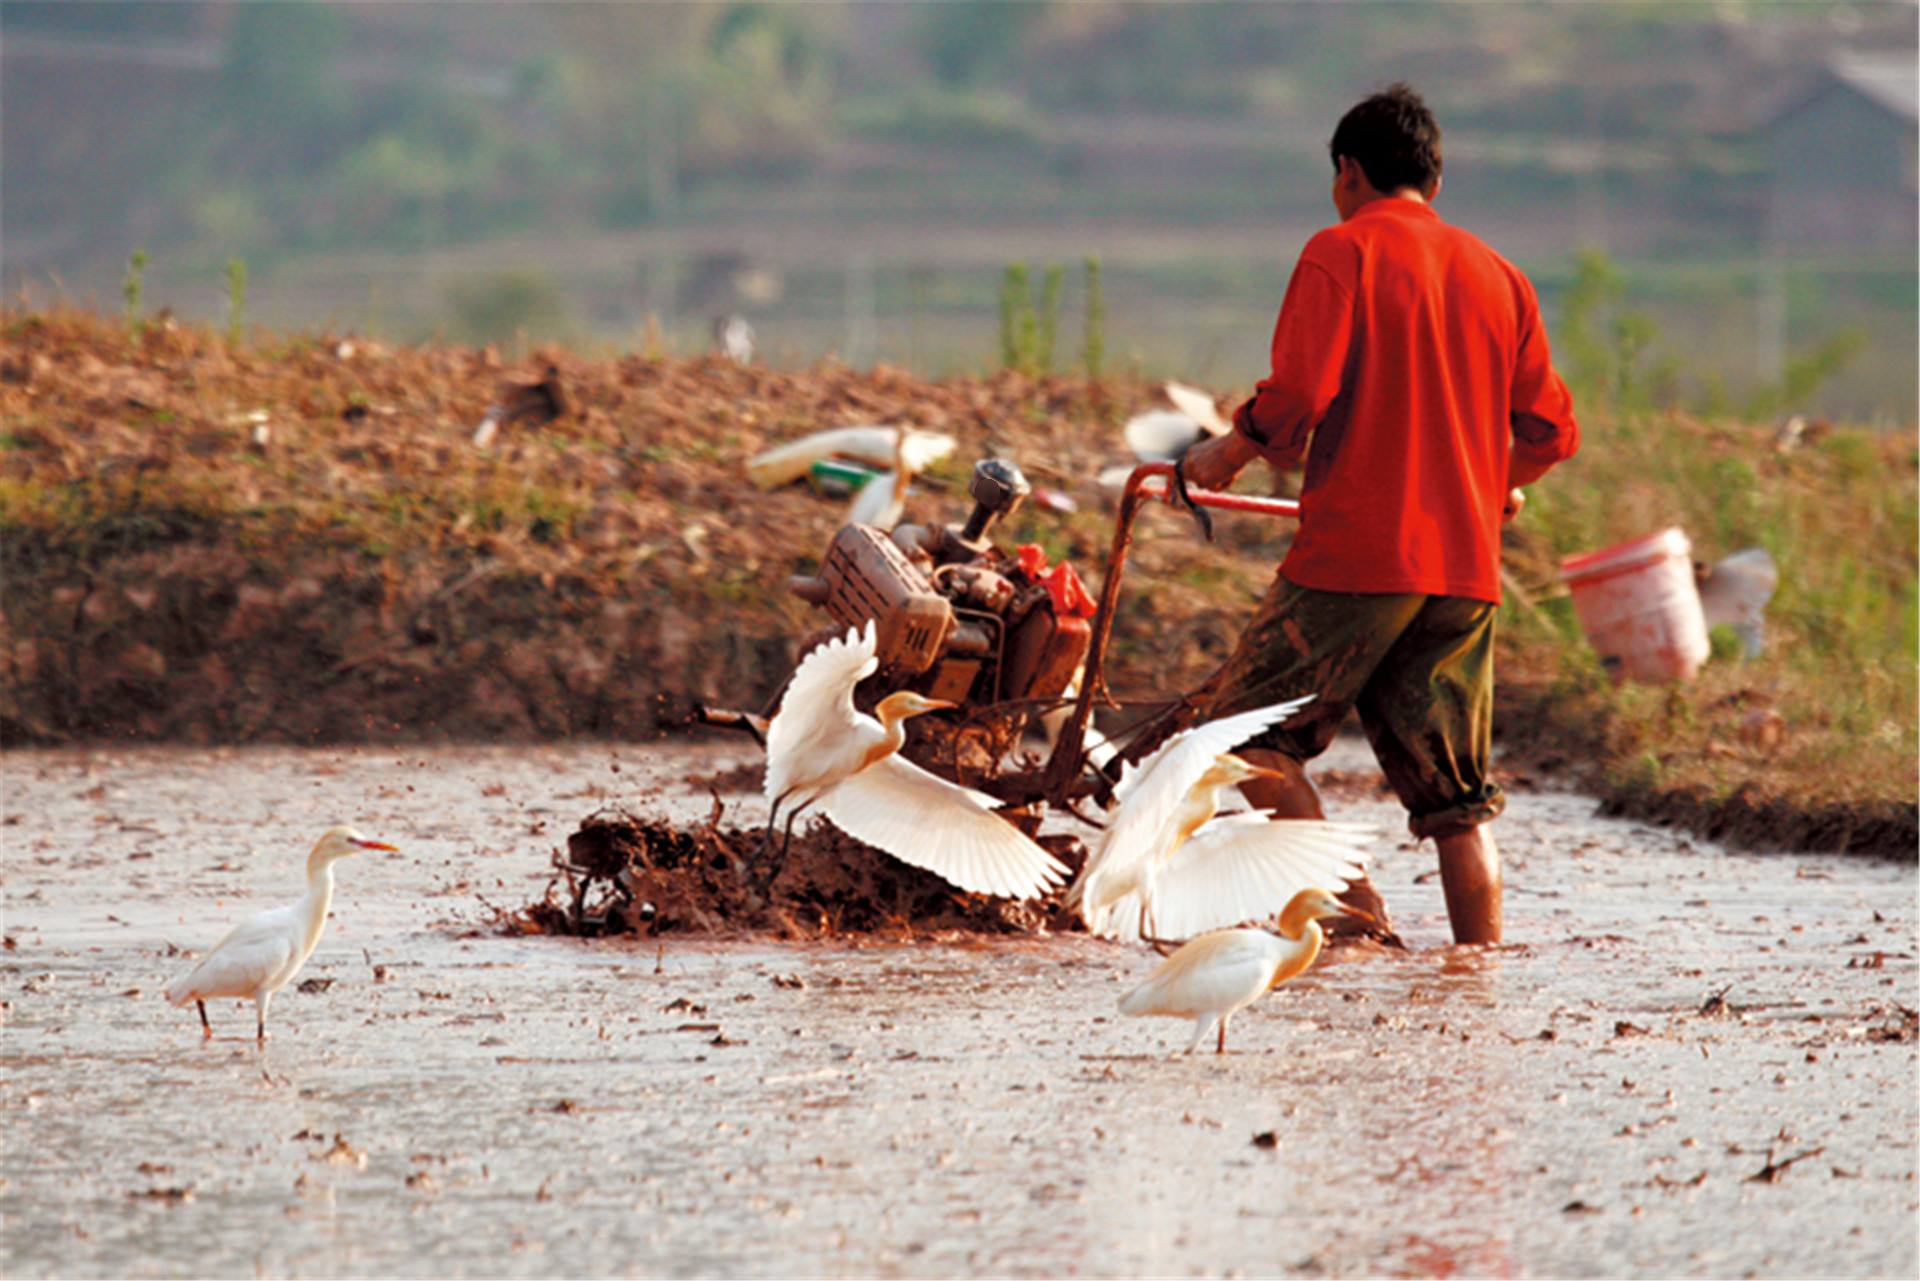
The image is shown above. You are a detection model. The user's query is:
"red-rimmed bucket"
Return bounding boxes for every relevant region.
[1559,528,1709,682]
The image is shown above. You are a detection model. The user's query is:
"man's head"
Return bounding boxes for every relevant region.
[1329,83,1442,219]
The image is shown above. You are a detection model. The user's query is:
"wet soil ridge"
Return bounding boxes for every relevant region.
[503,806,1071,940]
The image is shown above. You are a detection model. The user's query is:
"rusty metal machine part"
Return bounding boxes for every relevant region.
[788,524,954,675]
[959,458,1030,546]
[937,565,1017,614]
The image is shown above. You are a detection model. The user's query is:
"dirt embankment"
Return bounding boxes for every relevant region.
[2,306,1257,746]
[2,306,1912,858]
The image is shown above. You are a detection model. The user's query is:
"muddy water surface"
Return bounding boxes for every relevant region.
[3,742,1915,1278]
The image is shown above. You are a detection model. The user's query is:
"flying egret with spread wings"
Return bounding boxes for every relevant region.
[763,622,1067,899]
[1119,887,1372,1054]
[1070,698,1374,944]
[165,825,398,1042]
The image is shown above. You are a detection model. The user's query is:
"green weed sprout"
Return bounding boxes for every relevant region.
[1082,255,1104,380]
[226,258,248,347]
[1037,264,1063,372]
[123,249,150,337]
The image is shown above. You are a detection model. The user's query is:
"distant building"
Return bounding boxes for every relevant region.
[1764,52,1918,250]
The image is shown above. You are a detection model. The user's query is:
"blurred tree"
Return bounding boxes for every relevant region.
[917,0,1046,86]
[216,0,350,168]
[446,269,571,345]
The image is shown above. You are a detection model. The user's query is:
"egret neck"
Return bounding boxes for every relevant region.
[296,845,339,962]
[1268,892,1332,988]
[861,692,953,773]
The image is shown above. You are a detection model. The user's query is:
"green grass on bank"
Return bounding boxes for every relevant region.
[1500,409,1916,812]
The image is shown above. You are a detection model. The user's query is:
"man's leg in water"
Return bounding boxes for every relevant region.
[1356,595,1507,944]
[1435,825,1502,944]
[1193,576,1426,941]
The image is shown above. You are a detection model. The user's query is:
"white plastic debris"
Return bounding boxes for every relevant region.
[747,425,955,490]
[1698,547,1779,658]
[713,314,755,365]
[472,408,502,451]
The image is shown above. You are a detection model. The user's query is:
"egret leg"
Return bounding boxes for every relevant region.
[757,795,814,892]
[1141,900,1180,957]
[773,798,817,872]
[1183,1017,1216,1055]
[758,789,794,860]
[196,1000,211,1039]
[255,992,271,1045]
[1216,1014,1231,1055]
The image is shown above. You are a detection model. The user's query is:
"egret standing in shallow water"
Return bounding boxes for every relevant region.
[165,825,398,1042]
[763,622,1067,899]
[1070,699,1374,944]
[1119,887,1373,1054]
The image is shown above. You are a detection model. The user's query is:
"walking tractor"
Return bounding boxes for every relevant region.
[692,456,1302,840]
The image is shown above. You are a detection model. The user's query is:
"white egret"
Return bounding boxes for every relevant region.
[1070,699,1373,944]
[763,622,1067,899]
[1118,888,1372,1054]
[1162,380,1232,436]
[165,825,397,1042]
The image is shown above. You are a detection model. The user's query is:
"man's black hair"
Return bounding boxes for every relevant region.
[1329,83,1442,194]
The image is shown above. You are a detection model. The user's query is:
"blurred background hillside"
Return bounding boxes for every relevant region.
[3,0,1914,421]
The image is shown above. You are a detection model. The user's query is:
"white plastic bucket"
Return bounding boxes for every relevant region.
[1558,528,1710,683]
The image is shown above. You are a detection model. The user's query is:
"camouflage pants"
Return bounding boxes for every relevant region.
[1199,574,1505,840]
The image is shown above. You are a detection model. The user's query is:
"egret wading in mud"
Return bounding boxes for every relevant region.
[1070,699,1374,945]
[1119,887,1373,1054]
[762,621,1068,899]
[165,825,398,1042]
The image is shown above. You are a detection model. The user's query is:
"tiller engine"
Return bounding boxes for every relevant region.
[784,459,1095,788]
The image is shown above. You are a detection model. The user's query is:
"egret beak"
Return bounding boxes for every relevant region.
[355,839,400,852]
[920,698,958,712]
[1336,902,1376,925]
[1247,766,1291,782]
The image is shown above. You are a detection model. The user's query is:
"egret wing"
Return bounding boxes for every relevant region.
[1138,814,1374,942]
[166,908,300,1004]
[1111,696,1316,807]
[1118,929,1285,1017]
[764,622,879,805]
[1075,697,1315,912]
[820,755,1068,899]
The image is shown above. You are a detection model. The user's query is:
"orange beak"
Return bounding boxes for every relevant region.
[1247,766,1290,782]
[355,839,400,852]
[1337,902,1376,925]
[920,698,958,712]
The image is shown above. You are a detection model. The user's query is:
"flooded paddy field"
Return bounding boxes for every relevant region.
[3,741,1915,1278]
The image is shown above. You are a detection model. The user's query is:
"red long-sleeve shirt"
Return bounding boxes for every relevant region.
[1233,198,1578,604]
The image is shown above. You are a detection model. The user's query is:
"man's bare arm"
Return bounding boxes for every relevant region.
[1179,430,1261,493]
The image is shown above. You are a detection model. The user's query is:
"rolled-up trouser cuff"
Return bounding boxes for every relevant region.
[1407,788,1506,841]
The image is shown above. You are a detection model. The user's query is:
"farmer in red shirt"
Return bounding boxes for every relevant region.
[1181,84,1579,945]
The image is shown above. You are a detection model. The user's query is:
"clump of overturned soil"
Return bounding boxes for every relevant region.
[500,804,1084,940]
